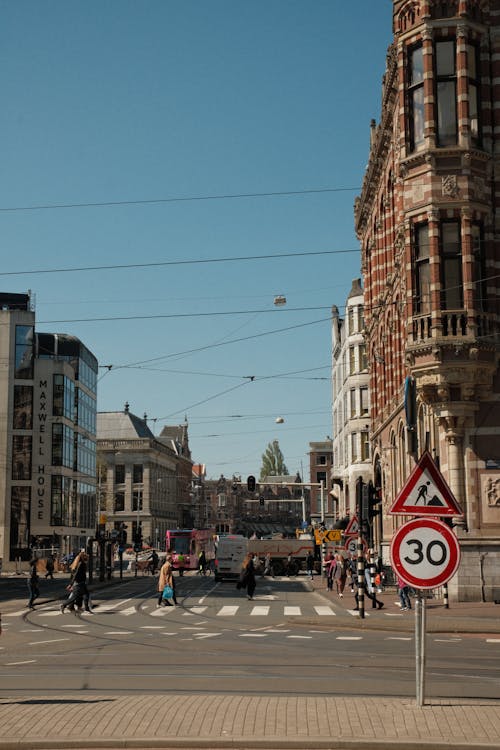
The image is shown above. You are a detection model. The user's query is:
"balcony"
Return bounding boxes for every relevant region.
[411,310,498,345]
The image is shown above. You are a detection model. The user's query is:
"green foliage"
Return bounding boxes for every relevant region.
[260,440,288,480]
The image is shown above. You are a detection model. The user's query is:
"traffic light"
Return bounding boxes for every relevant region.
[133,525,142,552]
[259,496,265,506]
[118,523,127,546]
[369,483,382,521]
[247,475,256,492]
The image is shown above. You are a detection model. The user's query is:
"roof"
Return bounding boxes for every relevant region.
[260,474,302,485]
[97,411,155,440]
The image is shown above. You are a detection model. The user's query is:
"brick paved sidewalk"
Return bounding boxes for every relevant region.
[0,694,499,749]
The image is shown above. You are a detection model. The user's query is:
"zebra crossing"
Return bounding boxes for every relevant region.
[4,600,339,619]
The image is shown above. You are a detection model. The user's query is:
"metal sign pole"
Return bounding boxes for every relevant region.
[415,591,426,706]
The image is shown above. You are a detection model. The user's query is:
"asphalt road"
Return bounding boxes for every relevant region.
[1,574,499,700]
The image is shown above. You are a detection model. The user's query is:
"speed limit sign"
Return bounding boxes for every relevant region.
[390,518,460,589]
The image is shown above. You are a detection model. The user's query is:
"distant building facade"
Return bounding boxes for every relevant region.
[0,292,98,567]
[355,1,500,600]
[330,280,372,520]
[97,406,180,549]
[308,439,335,526]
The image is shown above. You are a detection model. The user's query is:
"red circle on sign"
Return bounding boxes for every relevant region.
[390,518,460,589]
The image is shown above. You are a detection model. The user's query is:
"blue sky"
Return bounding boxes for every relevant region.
[1,1,393,479]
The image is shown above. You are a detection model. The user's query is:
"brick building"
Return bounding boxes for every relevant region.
[355,0,500,600]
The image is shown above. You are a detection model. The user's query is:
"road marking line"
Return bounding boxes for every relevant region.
[103,631,133,635]
[217,606,239,616]
[386,637,412,641]
[194,633,221,639]
[5,661,37,665]
[434,638,462,642]
[119,607,137,616]
[284,606,301,616]
[150,607,175,617]
[20,629,43,632]
[250,606,270,616]
[189,607,208,614]
[486,639,500,643]
[287,635,312,639]
[180,626,205,630]
[240,633,268,637]
[140,626,165,629]
[28,638,70,645]
[4,610,33,617]
[265,628,290,633]
[337,636,363,640]
[75,631,89,634]
[314,606,335,616]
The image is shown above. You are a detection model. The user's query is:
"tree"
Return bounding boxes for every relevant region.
[260,440,288,480]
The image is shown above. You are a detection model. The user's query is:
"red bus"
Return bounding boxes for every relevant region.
[165,529,216,570]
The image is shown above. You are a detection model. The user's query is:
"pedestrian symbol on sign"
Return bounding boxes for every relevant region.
[389,451,463,517]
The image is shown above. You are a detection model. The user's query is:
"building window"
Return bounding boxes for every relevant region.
[13,385,33,429]
[51,475,72,526]
[350,389,357,418]
[360,387,369,416]
[441,221,463,309]
[132,490,143,512]
[472,222,486,311]
[351,433,358,462]
[415,223,430,313]
[115,464,125,484]
[12,435,32,480]
[133,464,143,483]
[114,491,125,512]
[10,486,31,555]
[359,344,367,371]
[361,431,370,461]
[317,455,327,465]
[53,375,75,421]
[15,325,34,379]
[467,43,481,145]
[52,424,74,469]
[408,44,425,151]
[218,493,226,507]
[349,347,356,375]
[348,308,355,334]
[435,39,457,146]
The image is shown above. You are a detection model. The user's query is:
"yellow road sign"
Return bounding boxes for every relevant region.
[314,529,342,544]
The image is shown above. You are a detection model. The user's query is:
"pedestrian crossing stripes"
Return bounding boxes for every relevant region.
[5,602,339,618]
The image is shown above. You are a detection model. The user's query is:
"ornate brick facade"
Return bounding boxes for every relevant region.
[355,0,500,601]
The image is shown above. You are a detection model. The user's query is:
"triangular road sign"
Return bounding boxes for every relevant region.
[389,450,463,516]
[344,515,359,536]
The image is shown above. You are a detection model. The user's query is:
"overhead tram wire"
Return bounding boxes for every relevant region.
[38,304,331,324]
[0,247,359,279]
[0,186,361,214]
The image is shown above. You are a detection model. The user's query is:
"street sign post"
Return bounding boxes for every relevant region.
[390,517,461,590]
[390,517,461,707]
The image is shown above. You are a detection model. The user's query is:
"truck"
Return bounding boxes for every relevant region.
[214,535,338,580]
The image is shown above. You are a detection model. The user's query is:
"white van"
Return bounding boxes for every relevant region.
[214,535,248,581]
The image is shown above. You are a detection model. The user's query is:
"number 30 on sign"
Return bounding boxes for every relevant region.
[390,518,461,590]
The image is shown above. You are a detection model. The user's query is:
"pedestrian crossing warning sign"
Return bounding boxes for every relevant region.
[389,450,463,517]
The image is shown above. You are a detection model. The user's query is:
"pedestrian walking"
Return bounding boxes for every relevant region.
[237,552,256,600]
[262,552,274,578]
[61,550,92,613]
[45,554,55,580]
[198,550,207,575]
[158,554,178,606]
[306,551,315,578]
[324,552,335,591]
[346,555,357,592]
[148,549,159,575]
[332,553,347,597]
[397,575,412,611]
[27,560,40,609]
